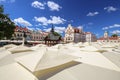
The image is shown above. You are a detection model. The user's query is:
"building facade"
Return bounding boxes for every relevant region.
[97,31,120,43]
[13,26,31,40]
[85,32,97,42]
[13,26,49,41]
[64,24,97,43]
[64,24,74,43]
[74,27,83,43]
[30,30,48,41]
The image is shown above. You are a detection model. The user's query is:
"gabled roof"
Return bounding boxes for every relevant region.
[15,26,29,32]
[44,25,62,41]
[44,32,61,41]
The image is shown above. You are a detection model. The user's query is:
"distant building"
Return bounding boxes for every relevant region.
[13,26,31,40]
[13,26,49,41]
[85,32,97,42]
[64,24,85,43]
[97,31,120,43]
[64,24,74,43]
[64,24,97,43]
[30,30,48,41]
[44,25,62,46]
[74,27,83,43]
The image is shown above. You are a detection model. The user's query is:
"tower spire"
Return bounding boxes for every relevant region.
[51,24,54,32]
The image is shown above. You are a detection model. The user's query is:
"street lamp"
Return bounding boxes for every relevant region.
[22,31,27,46]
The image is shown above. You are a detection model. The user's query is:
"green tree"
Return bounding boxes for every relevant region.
[0,5,15,39]
[111,34,118,37]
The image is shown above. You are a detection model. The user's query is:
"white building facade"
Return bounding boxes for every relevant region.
[64,24,97,43]
[85,32,97,42]
[64,24,74,43]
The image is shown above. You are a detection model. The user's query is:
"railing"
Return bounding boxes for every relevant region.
[0,40,45,43]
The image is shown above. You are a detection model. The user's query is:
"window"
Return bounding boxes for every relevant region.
[68,38,70,40]
[17,34,19,37]
[20,34,22,37]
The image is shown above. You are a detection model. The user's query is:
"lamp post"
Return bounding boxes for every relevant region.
[22,31,27,46]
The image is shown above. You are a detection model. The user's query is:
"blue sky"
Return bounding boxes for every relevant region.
[0,0,120,37]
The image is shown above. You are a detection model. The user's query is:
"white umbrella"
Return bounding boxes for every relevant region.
[0,63,38,80]
[15,49,78,72]
[4,44,17,49]
[0,48,11,59]
[58,46,120,72]
[79,45,99,52]
[47,63,120,80]
[31,44,47,50]
[8,45,33,54]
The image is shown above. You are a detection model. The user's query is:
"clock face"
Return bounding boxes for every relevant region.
[68,32,71,35]
[68,30,71,35]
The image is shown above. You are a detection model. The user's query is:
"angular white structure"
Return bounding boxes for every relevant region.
[15,49,78,72]
[0,63,38,80]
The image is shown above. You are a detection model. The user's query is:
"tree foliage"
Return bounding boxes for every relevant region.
[0,5,15,39]
[111,34,118,37]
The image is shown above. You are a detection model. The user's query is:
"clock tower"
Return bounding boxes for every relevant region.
[104,31,108,38]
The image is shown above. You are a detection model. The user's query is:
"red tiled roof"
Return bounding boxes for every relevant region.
[109,37,118,40]
[98,37,118,40]
[98,37,107,40]
[14,26,29,32]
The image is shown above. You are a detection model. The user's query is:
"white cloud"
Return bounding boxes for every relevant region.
[31,1,45,9]
[44,26,65,33]
[26,27,35,31]
[88,22,93,25]
[87,12,99,16]
[31,1,62,11]
[35,23,42,26]
[47,1,62,11]
[34,17,48,26]
[27,27,42,31]
[0,0,15,3]
[104,6,117,12]
[34,16,66,26]
[55,26,66,33]
[96,33,99,36]
[48,16,66,24]
[110,24,120,28]
[111,30,120,34]
[14,17,32,27]
[35,28,42,31]
[43,28,51,32]
[102,24,120,30]
[102,27,109,30]
[77,26,83,29]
